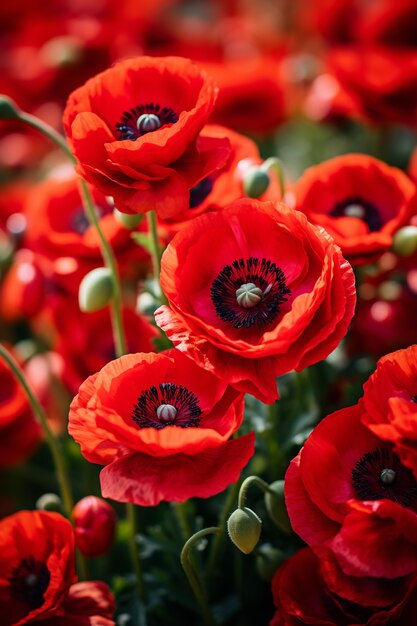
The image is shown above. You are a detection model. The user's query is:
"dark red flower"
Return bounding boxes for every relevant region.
[285,403,417,579]
[328,47,417,127]
[0,510,75,626]
[68,350,254,506]
[50,304,159,394]
[155,199,355,403]
[158,124,282,233]
[63,56,231,219]
[293,154,416,265]
[0,350,42,467]
[43,581,115,626]
[362,345,417,480]
[73,497,116,558]
[270,547,417,626]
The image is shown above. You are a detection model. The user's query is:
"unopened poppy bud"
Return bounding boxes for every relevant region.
[78,267,113,312]
[0,95,20,120]
[73,496,116,557]
[392,226,417,257]
[114,208,143,229]
[243,167,270,198]
[227,507,262,554]
[255,543,286,581]
[36,493,63,513]
[264,480,292,534]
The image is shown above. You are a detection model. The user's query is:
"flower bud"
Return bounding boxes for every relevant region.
[78,267,113,312]
[36,493,63,513]
[264,480,292,534]
[0,95,20,120]
[255,543,286,581]
[243,167,270,198]
[73,496,116,557]
[114,208,143,229]
[227,507,262,554]
[392,226,417,257]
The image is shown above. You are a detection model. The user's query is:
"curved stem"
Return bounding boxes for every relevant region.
[263,157,286,198]
[0,344,74,516]
[238,476,278,509]
[18,111,76,163]
[126,503,146,601]
[180,527,220,626]
[207,481,240,575]
[172,502,191,541]
[78,180,127,357]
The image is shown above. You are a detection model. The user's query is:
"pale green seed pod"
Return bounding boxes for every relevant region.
[0,95,20,120]
[392,226,417,257]
[36,493,63,513]
[243,168,270,198]
[227,507,262,554]
[264,480,292,534]
[78,267,113,312]
[114,208,143,229]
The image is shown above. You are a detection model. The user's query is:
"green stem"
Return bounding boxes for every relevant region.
[0,344,74,517]
[238,476,278,509]
[126,503,146,601]
[147,210,168,306]
[207,481,240,575]
[18,111,76,163]
[172,502,192,541]
[78,179,126,357]
[13,108,127,358]
[180,527,220,626]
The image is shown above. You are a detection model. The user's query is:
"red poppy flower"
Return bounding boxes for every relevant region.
[44,581,115,626]
[24,176,149,268]
[293,154,416,265]
[69,350,254,506]
[63,56,231,219]
[0,510,75,626]
[202,56,286,134]
[270,547,417,626]
[0,351,42,467]
[285,403,417,579]
[158,124,282,233]
[155,199,356,403]
[51,304,159,394]
[362,345,417,480]
[328,47,417,127]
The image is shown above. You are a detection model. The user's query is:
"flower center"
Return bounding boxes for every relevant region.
[352,447,417,507]
[211,257,290,329]
[9,557,50,608]
[330,196,382,232]
[116,103,178,141]
[189,177,214,209]
[132,382,202,429]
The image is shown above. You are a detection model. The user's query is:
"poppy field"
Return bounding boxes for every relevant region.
[0,1,417,625]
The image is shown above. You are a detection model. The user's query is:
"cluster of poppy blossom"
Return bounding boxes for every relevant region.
[1,1,417,625]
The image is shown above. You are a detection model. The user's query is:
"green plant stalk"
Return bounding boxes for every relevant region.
[238,476,279,509]
[207,480,240,575]
[126,502,146,601]
[172,502,192,541]
[147,210,168,306]
[18,110,76,163]
[180,527,221,626]
[0,344,74,515]
[78,179,127,357]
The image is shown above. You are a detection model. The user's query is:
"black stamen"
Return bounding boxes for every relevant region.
[132,382,202,429]
[116,102,178,141]
[9,557,50,608]
[210,257,290,329]
[352,447,417,507]
[330,196,383,232]
[189,177,213,209]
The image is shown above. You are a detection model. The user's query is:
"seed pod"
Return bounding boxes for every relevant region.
[264,480,292,534]
[227,507,262,554]
[78,267,113,312]
[392,226,417,257]
[243,167,270,198]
